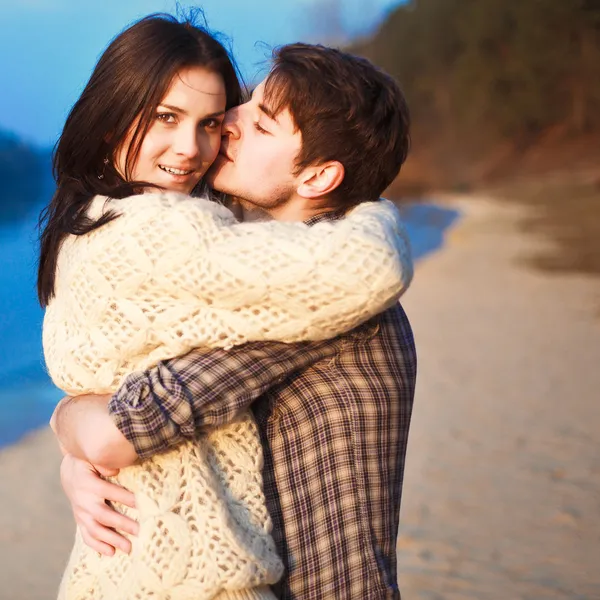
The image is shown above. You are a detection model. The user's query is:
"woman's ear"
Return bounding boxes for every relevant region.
[297,161,345,199]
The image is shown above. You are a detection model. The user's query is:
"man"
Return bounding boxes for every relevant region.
[53,43,416,599]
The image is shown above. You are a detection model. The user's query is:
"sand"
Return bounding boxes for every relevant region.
[0,428,73,599]
[398,196,600,599]
[1,194,599,600]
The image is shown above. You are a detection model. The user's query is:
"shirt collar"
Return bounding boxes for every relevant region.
[303,208,346,226]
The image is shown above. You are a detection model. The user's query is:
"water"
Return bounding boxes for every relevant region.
[0,206,62,446]
[398,202,461,261]
[0,199,460,448]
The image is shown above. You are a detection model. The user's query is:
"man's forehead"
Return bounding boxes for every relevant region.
[252,81,271,110]
[250,81,266,101]
[253,79,296,131]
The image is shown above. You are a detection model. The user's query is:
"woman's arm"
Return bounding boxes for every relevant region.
[143,194,413,350]
[44,192,412,394]
[184,197,413,343]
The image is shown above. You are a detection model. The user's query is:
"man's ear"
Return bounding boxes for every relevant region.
[297,161,345,199]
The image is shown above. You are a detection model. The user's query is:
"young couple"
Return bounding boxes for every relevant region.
[42,13,417,600]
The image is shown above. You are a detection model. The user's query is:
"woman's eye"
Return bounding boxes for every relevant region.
[156,112,176,124]
[203,118,222,130]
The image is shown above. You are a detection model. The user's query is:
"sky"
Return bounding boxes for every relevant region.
[0,0,404,148]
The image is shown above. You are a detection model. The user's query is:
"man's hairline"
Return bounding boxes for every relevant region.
[258,71,348,195]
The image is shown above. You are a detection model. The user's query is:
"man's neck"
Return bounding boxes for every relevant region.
[266,196,339,222]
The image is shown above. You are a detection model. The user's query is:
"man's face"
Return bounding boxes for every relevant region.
[205,80,303,212]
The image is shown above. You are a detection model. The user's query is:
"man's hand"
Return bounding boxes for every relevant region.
[51,394,138,469]
[60,454,139,556]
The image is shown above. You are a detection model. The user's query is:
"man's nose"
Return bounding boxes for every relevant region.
[221,106,242,140]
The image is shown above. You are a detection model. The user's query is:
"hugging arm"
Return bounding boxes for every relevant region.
[56,338,338,554]
[51,394,137,468]
[54,337,338,468]
[46,195,411,394]
[109,337,339,461]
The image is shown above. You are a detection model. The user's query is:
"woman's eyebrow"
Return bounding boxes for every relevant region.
[201,110,226,119]
[159,103,188,115]
[159,104,225,119]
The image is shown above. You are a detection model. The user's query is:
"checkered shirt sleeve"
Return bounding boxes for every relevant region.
[109,339,340,460]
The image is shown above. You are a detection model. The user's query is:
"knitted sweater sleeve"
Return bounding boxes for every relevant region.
[43,191,412,394]
[206,197,413,342]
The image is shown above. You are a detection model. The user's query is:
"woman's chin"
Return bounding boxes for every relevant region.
[149,175,201,195]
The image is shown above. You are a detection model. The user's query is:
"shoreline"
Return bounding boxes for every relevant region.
[2,193,598,598]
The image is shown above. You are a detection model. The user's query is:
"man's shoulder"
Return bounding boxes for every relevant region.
[269,304,416,406]
[304,207,346,226]
[291,304,415,376]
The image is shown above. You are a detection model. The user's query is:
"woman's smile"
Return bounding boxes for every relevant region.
[158,164,196,176]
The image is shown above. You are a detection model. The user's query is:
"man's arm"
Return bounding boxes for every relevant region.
[110,339,339,459]
[54,338,339,556]
[51,394,138,469]
[54,337,340,470]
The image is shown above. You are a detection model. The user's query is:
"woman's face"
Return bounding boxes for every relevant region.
[115,66,227,194]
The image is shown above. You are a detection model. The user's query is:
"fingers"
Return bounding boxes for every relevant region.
[85,519,132,555]
[79,526,119,557]
[77,504,135,555]
[92,477,136,510]
[76,503,136,556]
[49,408,58,435]
[94,464,120,478]
[62,455,136,510]
[94,502,140,537]
[60,454,139,556]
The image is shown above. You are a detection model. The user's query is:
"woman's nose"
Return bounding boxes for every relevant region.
[173,127,200,158]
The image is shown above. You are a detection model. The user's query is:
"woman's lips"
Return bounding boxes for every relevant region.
[158,164,195,175]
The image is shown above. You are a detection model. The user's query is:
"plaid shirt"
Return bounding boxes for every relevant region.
[109,211,417,599]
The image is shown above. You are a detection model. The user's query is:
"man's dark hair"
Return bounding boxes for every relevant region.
[263,43,410,208]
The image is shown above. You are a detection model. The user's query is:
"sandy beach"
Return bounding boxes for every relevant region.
[398,196,600,599]
[1,194,599,599]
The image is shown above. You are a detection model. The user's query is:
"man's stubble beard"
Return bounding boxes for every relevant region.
[235,187,294,213]
[207,162,296,217]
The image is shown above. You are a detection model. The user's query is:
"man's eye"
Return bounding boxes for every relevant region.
[254,122,268,134]
[156,112,176,123]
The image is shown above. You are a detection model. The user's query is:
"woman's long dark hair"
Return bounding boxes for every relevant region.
[37,13,243,307]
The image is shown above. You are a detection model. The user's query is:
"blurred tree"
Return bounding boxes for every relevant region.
[350,0,600,169]
[0,131,49,224]
[301,0,349,45]
[564,0,600,132]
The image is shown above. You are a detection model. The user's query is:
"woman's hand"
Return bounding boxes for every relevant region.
[60,454,139,556]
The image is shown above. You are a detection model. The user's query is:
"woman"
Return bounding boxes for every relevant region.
[39,14,412,600]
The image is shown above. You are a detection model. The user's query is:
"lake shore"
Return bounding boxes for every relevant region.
[0,192,598,598]
[398,193,600,599]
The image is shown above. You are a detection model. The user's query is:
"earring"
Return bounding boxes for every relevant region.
[97,156,109,180]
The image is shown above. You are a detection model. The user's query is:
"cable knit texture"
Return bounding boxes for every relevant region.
[44,191,413,600]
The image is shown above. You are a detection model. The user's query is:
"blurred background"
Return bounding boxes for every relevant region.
[0,1,599,599]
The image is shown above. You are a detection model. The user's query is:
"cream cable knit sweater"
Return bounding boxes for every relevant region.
[44,191,412,600]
